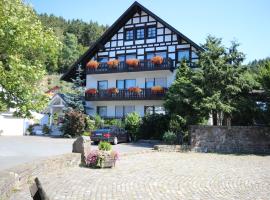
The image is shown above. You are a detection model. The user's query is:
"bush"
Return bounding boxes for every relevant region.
[124,112,141,140]
[98,141,112,151]
[85,116,95,132]
[42,124,51,135]
[139,114,170,140]
[93,114,104,129]
[104,119,124,128]
[163,131,177,144]
[82,131,91,136]
[61,109,86,137]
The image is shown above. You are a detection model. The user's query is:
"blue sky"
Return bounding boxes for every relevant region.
[26,0,270,63]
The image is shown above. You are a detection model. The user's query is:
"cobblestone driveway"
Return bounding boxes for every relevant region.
[33,152,270,200]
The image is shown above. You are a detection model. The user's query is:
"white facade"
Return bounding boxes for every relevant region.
[81,4,200,118]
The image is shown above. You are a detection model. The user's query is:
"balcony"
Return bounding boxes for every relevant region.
[86,58,174,74]
[85,88,168,101]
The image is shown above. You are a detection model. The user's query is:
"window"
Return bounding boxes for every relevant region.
[144,106,165,115]
[97,106,107,117]
[136,28,144,39]
[145,77,167,88]
[147,26,156,38]
[125,29,134,41]
[126,54,137,60]
[97,80,108,90]
[177,49,190,62]
[116,79,136,89]
[125,79,136,88]
[155,77,167,87]
[145,78,155,88]
[116,80,124,89]
[97,57,108,63]
[191,50,199,63]
[115,106,135,118]
[117,54,125,61]
[146,51,167,60]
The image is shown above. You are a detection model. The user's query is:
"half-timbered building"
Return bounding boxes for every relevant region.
[62,1,203,118]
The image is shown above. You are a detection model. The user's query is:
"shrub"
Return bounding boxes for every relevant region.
[85,116,95,132]
[93,114,104,129]
[139,114,170,140]
[42,124,51,135]
[61,109,86,137]
[98,141,112,151]
[163,131,177,144]
[124,112,141,140]
[82,131,91,136]
[104,119,124,128]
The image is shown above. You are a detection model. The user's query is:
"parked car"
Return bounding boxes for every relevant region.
[91,126,131,145]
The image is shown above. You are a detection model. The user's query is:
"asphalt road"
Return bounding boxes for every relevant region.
[0,136,154,171]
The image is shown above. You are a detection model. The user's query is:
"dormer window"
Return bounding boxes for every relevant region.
[125,28,134,41]
[136,28,145,39]
[147,26,156,38]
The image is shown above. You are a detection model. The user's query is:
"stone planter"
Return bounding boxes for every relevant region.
[99,157,116,168]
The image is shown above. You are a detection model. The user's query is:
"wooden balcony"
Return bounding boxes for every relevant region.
[86,58,174,74]
[85,88,168,101]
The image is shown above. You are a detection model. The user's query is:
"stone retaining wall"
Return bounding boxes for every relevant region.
[0,153,81,200]
[190,125,270,154]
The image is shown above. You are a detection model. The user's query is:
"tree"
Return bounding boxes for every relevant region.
[124,112,141,140]
[0,0,61,117]
[64,65,85,112]
[58,33,81,73]
[165,36,256,127]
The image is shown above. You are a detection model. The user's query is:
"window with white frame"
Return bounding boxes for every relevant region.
[97,106,107,117]
[115,106,135,118]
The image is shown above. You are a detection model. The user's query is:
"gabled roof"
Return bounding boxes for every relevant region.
[61,1,203,82]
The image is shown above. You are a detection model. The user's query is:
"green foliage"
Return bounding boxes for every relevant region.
[98,141,112,151]
[42,124,51,135]
[82,131,91,136]
[162,131,177,145]
[85,116,95,132]
[165,35,257,127]
[0,0,61,117]
[104,119,124,128]
[38,13,108,73]
[93,114,104,129]
[61,109,86,137]
[124,112,141,140]
[139,114,170,140]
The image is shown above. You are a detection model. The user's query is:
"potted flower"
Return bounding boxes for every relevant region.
[151,85,164,94]
[85,142,119,168]
[85,88,97,95]
[126,59,139,67]
[86,60,99,69]
[151,56,163,65]
[128,87,142,94]
[107,59,119,69]
[108,87,119,94]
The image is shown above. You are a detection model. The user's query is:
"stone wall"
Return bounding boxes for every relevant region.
[190,125,270,154]
[0,153,81,200]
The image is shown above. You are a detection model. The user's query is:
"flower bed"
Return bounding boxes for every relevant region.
[85,150,119,168]
[107,59,119,68]
[108,87,119,94]
[151,56,163,65]
[126,59,139,67]
[85,88,97,95]
[86,60,99,69]
[128,87,142,94]
[151,85,164,93]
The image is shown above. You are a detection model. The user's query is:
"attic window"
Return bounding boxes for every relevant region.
[147,26,156,38]
[125,29,134,41]
[136,28,145,39]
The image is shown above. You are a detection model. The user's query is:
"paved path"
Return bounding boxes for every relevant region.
[0,136,153,171]
[15,152,270,200]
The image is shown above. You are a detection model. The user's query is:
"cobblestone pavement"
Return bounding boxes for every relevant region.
[12,152,270,200]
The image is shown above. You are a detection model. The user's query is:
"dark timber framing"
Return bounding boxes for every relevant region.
[61,1,203,82]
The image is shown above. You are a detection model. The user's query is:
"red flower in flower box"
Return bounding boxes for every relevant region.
[85,88,97,95]
[86,60,99,69]
[107,87,119,94]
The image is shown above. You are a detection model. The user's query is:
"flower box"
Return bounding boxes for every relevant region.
[86,150,119,168]
[128,87,142,94]
[108,87,119,94]
[151,56,163,65]
[86,60,99,69]
[85,88,97,95]
[126,59,139,67]
[107,59,119,68]
[151,86,164,93]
